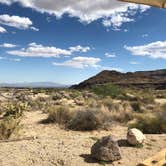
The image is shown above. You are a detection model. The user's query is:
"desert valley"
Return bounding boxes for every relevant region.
[0,69,165,166]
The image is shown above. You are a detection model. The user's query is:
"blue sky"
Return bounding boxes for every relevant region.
[0,0,166,84]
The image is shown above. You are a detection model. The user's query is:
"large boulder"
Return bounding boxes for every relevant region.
[127,128,146,145]
[91,136,122,161]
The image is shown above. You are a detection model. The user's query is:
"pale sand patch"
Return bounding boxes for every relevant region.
[155,98,166,105]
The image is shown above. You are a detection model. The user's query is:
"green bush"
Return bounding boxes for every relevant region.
[91,84,123,98]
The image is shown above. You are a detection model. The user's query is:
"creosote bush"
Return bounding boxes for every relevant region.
[91,84,123,98]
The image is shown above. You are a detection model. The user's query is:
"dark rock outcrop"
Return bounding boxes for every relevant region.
[72,69,166,89]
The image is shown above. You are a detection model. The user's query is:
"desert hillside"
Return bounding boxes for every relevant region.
[72,69,166,89]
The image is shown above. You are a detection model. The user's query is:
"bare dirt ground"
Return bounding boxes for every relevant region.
[0,110,165,166]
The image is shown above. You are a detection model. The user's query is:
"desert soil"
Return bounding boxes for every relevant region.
[0,110,165,166]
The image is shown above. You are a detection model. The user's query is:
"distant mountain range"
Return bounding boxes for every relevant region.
[0,82,69,88]
[72,69,166,89]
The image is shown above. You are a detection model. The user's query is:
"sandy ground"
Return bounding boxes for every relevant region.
[155,98,166,105]
[0,110,165,166]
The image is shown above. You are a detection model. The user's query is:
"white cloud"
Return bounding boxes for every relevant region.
[100,66,123,72]
[103,14,134,30]
[0,26,7,33]
[69,45,90,53]
[0,43,17,48]
[0,14,39,32]
[0,0,150,30]
[0,14,34,30]
[0,0,13,5]
[105,52,116,58]
[53,56,101,69]
[7,42,91,58]
[30,26,39,31]
[125,41,166,59]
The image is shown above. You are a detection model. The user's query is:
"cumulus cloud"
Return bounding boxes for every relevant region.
[7,43,91,58]
[69,45,90,53]
[0,0,150,30]
[125,41,166,59]
[0,14,38,31]
[0,14,33,29]
[0,26,7,33]
[0,43,17,48]
[103,14,134,30]
[53,56,101,69]
[105,52,116,58]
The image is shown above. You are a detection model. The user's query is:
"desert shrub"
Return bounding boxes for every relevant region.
[68,106,111,131]
[74,96,85,106]
[3,102,26,118]
[108,102,133,123]
[47,106,74,125]
[128,111,166,134]
[101,97,113,109]
[140,94,155,104]
[130,101,143,113]
[69,90,82,99]
[0,116,21,140]
[52,93,62,100]
[91,84,123,98]
[161,103,166,111]
[0,102,25,140]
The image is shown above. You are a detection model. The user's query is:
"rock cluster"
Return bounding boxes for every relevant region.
[91,128,146,162]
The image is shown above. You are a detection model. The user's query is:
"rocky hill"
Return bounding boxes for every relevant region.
[72,69,166,89]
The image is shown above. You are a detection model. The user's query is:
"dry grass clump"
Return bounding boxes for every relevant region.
[108,101,134,123]
[68,106,111,131]
[128,108,166,134]
[45,105,112,131]
[47,106,74,125]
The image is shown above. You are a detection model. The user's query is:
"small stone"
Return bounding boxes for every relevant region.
[91,135,122,162]
[127,128,146,145]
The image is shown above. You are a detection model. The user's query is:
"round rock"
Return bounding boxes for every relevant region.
[91,135,122,162]
[127,128,146,145]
